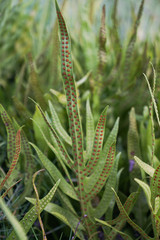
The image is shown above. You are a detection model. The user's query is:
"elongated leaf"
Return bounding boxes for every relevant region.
[32,114,74,175]
[27,198,85,240]
[94,153,120,218]
[0,105,16,162]
[135,178,152,209]
[55,0,87,207]
[107,191,138,239]
[112,188,152,240]
[48,100,72,146]
[7,180,60,240]
[84,117,119,193]
[76,71,91,87]
[154,196,160,214]
[0,129,21,191]
[55,0,85,179]
[0,198,27,240]
[107,192,138,226]
[144,73,160,128]
[32,104,74,171]
[123,0,144,86]
[13,119,35,203]
[102,117,119,151]
[56,188,77,215]
[27,53,46,109]
[32,169,47,240]
[85,143,116,199]
[98,4,107,81]
[85,106,108,175]
[134,156,154,177]
[86,98,94,161]
[1,179,22,199]
[30,143,78,200]
[95,218,133,240]
[151,164,160,208]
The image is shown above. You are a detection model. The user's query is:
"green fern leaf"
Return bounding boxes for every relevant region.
[7,180,60,239]
[48,100,72,146]
[0,198,27,240]
[112,188,153,240]
[30,143,78,200]
[0,104,16,162]
[94,153,120,218]
[86,98,94,161]
[95,218,133,240]
[135,178,152,209]
[0,129,21,192]
[27,198,85,240]
[134,156,154,177]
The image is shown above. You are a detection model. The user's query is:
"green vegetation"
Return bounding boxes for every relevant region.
[0,0,160,239]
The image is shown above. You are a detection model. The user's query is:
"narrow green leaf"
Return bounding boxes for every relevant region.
[32,105,49,150]
[48,100,72,146]
[134,156,154,177]
[76,71,91,87]
[107,192,138,225]
[0,198,27,240]
[94,153,120,218]
[84,142,116,196]
[13,119,35,203]
[7,180,60,239]
[86,98,94,161]
[144,72,160,128]
[95,218,133,240]
[107,191,138,239]
[154,196,160,214]
[84,118,119,194]
[151,164,160,208]
[32,104,74,170]
[30,143,78,200]
[32,169,47,240]
[27,198,85,240]
[85,106,108,175]
[0,104,16,162]
[55,0,85,178]
[134,178,152,209]
[123,0,145,86]
[112,188,152,240]
[0,129,21,191]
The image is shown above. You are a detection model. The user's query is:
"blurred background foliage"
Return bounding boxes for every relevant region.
[0,0,160,238]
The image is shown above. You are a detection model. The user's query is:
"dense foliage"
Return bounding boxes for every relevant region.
[0,0,160,239]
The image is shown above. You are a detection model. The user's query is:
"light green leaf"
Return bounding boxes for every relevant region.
[95,218,133,240]
[48,100,72,146]
[134,156,155,177]
[27,197,85,240]
[0,104,16,162]
[134,178,152,209]
[30,143,78,200]
[76,71,91,87]
[84,118,119,193]
[94,153,120,218]
[0,198,27,240]
[144,72,160,128]
[86,98,94,161]
[7,180,60,240]
[154,196,160,214]
[112,188,152,240]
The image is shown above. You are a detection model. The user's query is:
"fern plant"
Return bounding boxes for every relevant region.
[95,66,160,240]
[28,1,120,239]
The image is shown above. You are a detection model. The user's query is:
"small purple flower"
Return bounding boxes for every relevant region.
[129,159,135,172]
